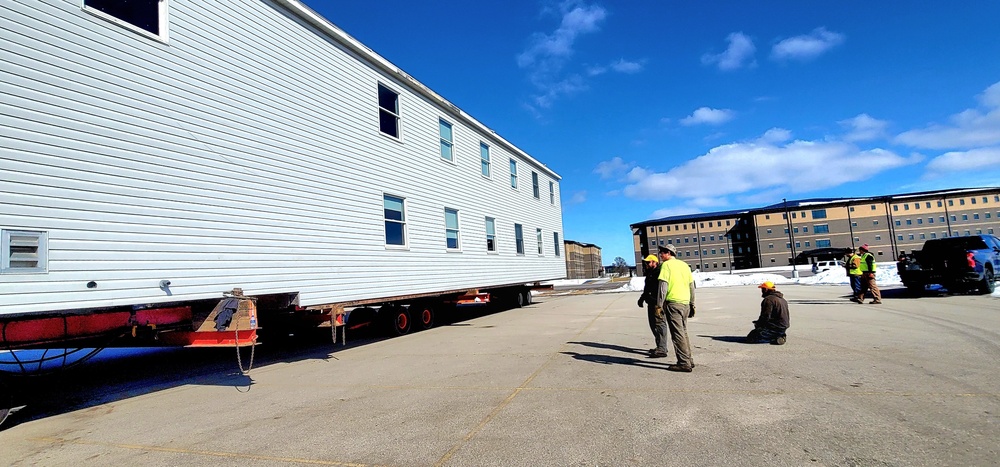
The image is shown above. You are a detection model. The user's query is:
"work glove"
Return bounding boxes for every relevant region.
[637,296,644,308]
[688,304,696,318]
[654,306,663,319]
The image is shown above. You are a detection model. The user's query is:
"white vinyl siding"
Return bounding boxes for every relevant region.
[0,2,565,314]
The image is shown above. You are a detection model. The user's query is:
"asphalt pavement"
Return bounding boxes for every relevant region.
[1,284,998,466]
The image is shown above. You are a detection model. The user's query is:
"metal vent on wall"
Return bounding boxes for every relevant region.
[1,230,47,273]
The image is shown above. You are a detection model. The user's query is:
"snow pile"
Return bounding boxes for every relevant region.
[546,262,906,293]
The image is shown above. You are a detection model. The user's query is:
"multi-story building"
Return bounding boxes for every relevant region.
[564,241,603,279]
[631,187,1000,274]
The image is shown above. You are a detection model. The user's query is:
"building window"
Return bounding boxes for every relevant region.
[83,0,168,40]
[1,230,48,274]
[898,235,904,241]
[930,233,937,238]
[514,224,524,255]
[816,239,831,248]
[905,219,912,225]
[536,228,544,255]
[439,119,454,161]
[549,181,555,204]
[803,227,808,233]
[485,217,497,252]
[928,218,934,223]
[948,200,954,206]
[766,229,772,234]
[974,213,980,220]
[377,84,400,139]
[849,206,855,212]
[904,204,910,211]
[908,234,915,240]
[554,232,560,256]
[873,220,879,225]
[532,172,540,199]
[871,205,876,210]
[938,200,943,207]
[875,235,881,240]
[509,159,518,188]
[445,208,460,250]
[765,214,770,220]
[383,194,406,246]
[960,199,966,205]
[768,244,774,249]
[895,220,901,226]
[851,222,858,227]
[811,209,827,219]
[893,205,899,211]
[480,143,491,177]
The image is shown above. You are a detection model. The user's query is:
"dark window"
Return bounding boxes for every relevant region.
[378,84,400,138]
[85,0,161,35]
[811,209,827,219]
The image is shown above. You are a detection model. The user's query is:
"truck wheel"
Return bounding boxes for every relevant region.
[383,305,411,336]
[979,267,995,295]
[414,303,435,330]
[514,291,525,308]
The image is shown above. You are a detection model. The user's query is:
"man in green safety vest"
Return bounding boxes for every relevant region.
[655,244,696,372]
[846,248,863,301]
[855,244,882,304]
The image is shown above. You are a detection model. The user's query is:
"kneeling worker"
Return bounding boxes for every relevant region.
[746,281,789,345]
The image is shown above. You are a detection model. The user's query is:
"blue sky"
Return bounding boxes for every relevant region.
[303,1,1000,265]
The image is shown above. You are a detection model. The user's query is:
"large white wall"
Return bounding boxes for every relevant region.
[0,1,565,315]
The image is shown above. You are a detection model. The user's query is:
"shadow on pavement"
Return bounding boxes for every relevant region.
[566,341,648,356]
[698,335,753,344]
[561,351,672,370]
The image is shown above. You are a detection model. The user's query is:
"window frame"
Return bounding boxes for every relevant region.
[444,207,461,251]
[549,181,555,204]
[514,223,524,255]
[509,159,518,189]
[383,193,408,248]
[83,0,169,42]
[532,172,540,199]
[480,142,491,178]
[377,83,402,140]
[439,119,454,162]
[536,228,544,255]
[553,232,560,256]
[485,217,498,253]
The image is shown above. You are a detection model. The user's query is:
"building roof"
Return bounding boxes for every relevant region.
[631,186,999,228]
[564,240,601,249]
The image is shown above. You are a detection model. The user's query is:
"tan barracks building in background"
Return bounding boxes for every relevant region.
[630,187,1000,274]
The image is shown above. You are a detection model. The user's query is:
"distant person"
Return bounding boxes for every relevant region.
[846,248,863,301]
[656,244,696,372]
[855,244,882,304]
[746,281,789,345]
[637,255,667,358]
[812,262,819,274]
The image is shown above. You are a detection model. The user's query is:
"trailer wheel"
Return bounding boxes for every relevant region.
[383,305,411,336]
[521,289,533,306]
[514,291,525,308]
[414,303,435,330]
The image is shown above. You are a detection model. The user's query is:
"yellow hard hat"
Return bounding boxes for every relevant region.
[758,281,775,290]
[643,255,658,263]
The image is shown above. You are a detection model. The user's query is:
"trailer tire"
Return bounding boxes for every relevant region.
[383,305,411,336]
[521,289,532,306]
[514,291,525,308]
[414,303,435,330]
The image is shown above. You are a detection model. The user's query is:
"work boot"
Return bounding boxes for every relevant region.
[666,364,693,372]
[869,300,882,304]
[772,336,787,345]
[649,350,668,358]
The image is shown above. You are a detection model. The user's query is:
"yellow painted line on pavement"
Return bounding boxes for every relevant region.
[433,294,623,467]
[30,437,385,467]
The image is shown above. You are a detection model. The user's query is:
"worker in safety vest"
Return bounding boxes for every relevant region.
[846,248,863,301]
[655,244,695,372]
[855,244,882,304]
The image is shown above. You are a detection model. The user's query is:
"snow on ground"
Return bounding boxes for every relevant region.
[545,262,908,294]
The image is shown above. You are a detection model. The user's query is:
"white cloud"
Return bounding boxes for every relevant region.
[569,191,588,203]
[839,114,889,142]
[517,2,607,69]
[701,32,756,71]
[925,147,1000,174]
[622,132,919,201]
[594,156,632,179]
[611,58,644,73]
[758,128,792,144]
[680,107,736,126]
[895,81,1000,149]
[532,75,588,109]
[770,27,845,61]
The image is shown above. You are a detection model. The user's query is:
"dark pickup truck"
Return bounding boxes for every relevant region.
[897,234,1000,294]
